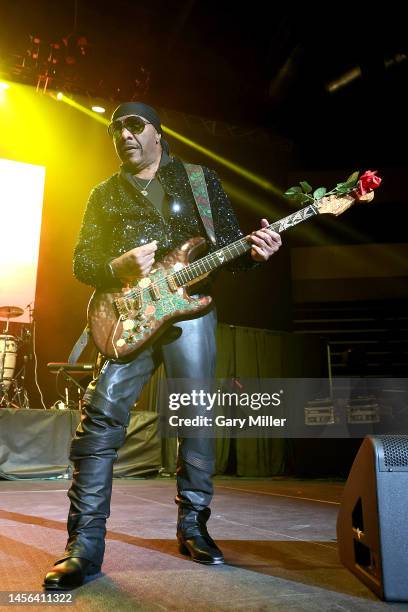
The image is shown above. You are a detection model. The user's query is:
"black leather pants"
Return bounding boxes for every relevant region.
[60,307,217,566]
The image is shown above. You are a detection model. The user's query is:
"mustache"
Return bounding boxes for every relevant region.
[121,143,142,152]
[119,137,143,153]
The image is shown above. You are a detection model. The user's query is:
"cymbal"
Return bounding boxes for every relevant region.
[0,306,24,319]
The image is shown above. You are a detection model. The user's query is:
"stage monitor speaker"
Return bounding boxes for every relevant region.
[337,435,408,601]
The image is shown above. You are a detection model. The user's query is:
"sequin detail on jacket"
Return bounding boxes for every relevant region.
[73,156,254,288]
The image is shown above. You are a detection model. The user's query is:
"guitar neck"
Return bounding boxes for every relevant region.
[173,202,319,286]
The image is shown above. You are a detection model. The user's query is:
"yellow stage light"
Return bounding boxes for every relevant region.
[55,93,108,126]
[91,105,105,113]
[51,93,284,197]
[162,125,283,197]
[0,81,10,103]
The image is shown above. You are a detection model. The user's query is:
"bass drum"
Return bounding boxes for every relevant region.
[0,335,17,389]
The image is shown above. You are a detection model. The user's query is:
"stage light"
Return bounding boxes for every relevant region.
[326,53,407,94]
[0,81,10,104]
[91,105,105,114]
[56,91,63,100]
[163,124,283,197]
[51,92,284,199]
[326,67,362,94]
[55,93,108,126]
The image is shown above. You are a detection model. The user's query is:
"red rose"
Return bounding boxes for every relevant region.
[356,170,382,196]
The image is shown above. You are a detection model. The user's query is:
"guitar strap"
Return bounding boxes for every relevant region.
[183,163,217,246]
[68,325,90,364]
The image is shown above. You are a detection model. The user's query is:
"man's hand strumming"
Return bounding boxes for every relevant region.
[110,240,158,284]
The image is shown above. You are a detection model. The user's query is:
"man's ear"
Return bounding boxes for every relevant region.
[156,132,161,144]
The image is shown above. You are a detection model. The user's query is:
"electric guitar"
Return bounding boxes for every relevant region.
[88,192,374,361]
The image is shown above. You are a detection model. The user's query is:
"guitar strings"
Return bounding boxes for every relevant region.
[122,218,287,303]
[120,206,317,307]
[124,234,250,303]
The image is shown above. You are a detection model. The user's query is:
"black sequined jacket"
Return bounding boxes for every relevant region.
[73,155,254,289]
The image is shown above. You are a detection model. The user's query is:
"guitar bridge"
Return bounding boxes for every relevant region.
[114,297,128,318]
[114,293,143,318]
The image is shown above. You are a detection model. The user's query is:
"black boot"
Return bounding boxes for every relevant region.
[43,557,101,591]
[43,349,156,591]
[177,506,224,565]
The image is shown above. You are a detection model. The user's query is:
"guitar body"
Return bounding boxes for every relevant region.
[87,186,375,362]
[88,237,212,361]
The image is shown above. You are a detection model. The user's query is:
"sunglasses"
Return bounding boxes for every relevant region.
[107,116,151,138]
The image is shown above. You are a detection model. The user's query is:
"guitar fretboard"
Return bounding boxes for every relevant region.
[173,203,319,287]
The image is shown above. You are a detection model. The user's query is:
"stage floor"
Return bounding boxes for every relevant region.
[0,477,406,611]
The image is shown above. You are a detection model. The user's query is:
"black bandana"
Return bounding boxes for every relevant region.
[111,102,162,132]
[111,102,169,154]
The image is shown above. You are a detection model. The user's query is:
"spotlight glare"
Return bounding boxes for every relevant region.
[0,82,10,91]
[50,90,282,197]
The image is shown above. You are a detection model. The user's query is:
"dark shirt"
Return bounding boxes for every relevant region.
[73,153,255,289]
[121,149,172,217]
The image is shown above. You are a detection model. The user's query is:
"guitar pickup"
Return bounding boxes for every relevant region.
[149,284,161,301]
[132,293,143,310]
[167,276,177,292]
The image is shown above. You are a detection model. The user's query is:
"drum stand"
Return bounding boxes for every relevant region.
[0,316,16,408]
[0,307,32,409]
[3,361,30,409]
[0,374,30,409]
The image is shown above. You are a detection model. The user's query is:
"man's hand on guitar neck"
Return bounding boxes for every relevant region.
[248,219,282,262]
[110,241,158,284]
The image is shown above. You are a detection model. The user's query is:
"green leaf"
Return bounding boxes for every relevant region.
[335,182,347,190]
[313,187,327,200]
[285,192,312,205]
[346,170,359,186]
[300,181,313,194]
[336,185,353,195]
[296,193,313,204]
[284,186,302,197]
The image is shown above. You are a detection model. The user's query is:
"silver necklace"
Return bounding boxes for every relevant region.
[133,176,154,196]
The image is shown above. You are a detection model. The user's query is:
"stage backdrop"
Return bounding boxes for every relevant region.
[0,158,45,323]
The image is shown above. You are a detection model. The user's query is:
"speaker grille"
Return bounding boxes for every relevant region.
[381,436,408,469]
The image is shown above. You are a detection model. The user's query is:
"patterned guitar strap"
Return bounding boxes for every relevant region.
[183,163,217,246]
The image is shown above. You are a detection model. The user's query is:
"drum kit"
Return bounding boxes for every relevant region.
[0,305,32,409]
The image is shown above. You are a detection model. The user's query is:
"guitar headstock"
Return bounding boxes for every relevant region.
[316,191,375,216]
